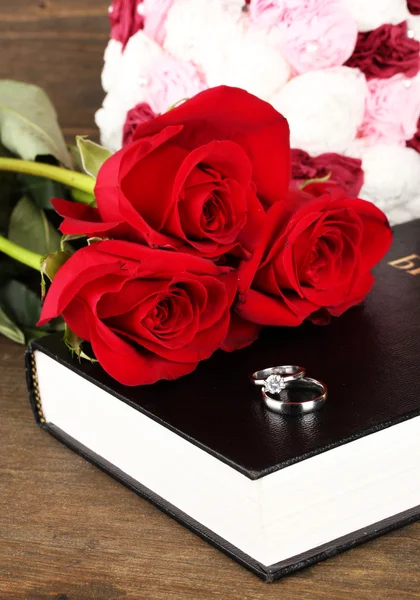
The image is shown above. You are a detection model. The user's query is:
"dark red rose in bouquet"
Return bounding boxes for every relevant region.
[407,117,420,153]
[53,87,290,259]
[38,241,236,385]
[109,0,144,48]
[408,0,420,15]
[236,183,392,327]
[291,149,364,197]
[345,22,420,79]
[123,102,157,146]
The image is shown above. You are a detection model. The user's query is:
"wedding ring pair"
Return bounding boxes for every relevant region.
[251,365,327,415]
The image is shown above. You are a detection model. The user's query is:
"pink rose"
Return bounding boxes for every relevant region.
[249,0,284,28]
[123,103,157,146]
[291,149,364,197]
[278,0,358,73]
[345,22,420,80]
[143,54,207,115]
[109,0,144,48]
[143,0,174,45]
[250,0,330,28]
[358,74,420,145]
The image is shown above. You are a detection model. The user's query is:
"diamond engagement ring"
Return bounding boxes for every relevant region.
[262,377,328,416]
[251,365,305,393]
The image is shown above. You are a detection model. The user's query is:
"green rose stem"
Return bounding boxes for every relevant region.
[0,236,42,271]
[0,157,95,201]
[71,188,96,204]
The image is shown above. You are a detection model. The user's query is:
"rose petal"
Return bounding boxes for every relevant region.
[52,198,123,237]
[237,288,314,327]
[222,312,261,352]
[88,313,198,385]
[327,272,374,317]
[133,86,291,204]
[97,278,168,319]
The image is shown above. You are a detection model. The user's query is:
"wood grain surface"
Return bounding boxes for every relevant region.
[0,2,419,599]
[0,0,110,140]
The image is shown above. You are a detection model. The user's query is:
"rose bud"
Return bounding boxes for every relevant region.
[123,102,157,146]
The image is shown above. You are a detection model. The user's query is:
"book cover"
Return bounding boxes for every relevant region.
[26,219,420,581]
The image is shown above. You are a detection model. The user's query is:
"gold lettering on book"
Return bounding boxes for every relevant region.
[388,254,420,276]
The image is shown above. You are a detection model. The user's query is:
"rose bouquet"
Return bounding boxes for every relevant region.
[0,83,392,385]
[97,0,420,227]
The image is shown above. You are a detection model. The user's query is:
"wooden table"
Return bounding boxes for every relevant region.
[0,2,419,598]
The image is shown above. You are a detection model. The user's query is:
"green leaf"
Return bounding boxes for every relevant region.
[0,305,25,344]
[299,172,332,190]
[0,80,71,168]
[0,257,26,282]
[8,195,62,255]
[87,236,104,245]
[166,98,190,112]
[41,251,68,299]
[0,279,41,329]
[0,142,20,235]
[41,250,71,297]
[18,173,68,210]
[23,326,65,343]
[60,234,85,252]
[68,143,85,172]
[0,279,64,344]
[76,136,112,179]
[22,327,50,342]
[64,324,97,363]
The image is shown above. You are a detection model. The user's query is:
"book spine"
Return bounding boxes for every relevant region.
[25,345,47,427]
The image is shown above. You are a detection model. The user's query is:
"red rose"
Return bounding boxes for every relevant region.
[109,0,144,48]
[345,22,420,80]
[131,86,290,206]
[291,149,364,197]
[38,241,237,386]
[407,117,420,153]
[408,0,420,15]
[236,183,392,327]
[123,102,157,146]
[53,87,290,259]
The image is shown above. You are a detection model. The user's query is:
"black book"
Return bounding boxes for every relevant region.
[26,219,420,582]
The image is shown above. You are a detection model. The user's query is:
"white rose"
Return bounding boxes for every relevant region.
[408,15,420,42]
[101,39,123,93]
[221,0,247,16]
[95,105,125,152]
[386,198,420,225]
[205,22,291,102]
[272,67,367,155]
[115,30,163,111]
[341,0,409,32]
[352,144,420,222]
[163,0,239,75]
[96,31,163,151]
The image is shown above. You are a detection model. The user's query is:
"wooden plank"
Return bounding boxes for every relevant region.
[0,0,109,137]
[0,2,419,597]
[1,334,419,598]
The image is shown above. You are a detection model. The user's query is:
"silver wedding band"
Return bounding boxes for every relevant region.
[251,364,327,415]
[262,377,327,415]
